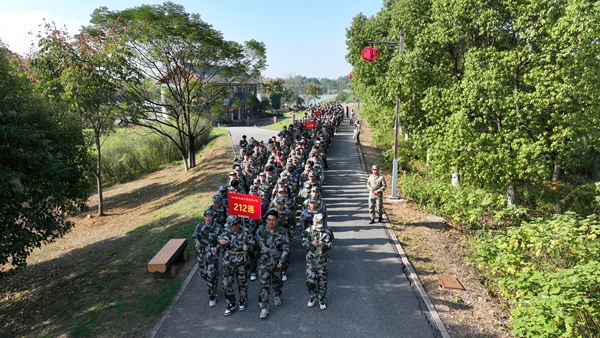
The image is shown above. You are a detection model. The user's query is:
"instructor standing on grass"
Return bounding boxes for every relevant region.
[367,165,386,224]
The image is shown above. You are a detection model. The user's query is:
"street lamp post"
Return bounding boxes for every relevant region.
[367,30,405,199]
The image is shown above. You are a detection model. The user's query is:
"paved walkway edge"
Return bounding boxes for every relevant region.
[147,264,199,338]
[357,141,451,338]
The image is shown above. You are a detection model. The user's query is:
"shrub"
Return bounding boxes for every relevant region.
[472,213,600,337]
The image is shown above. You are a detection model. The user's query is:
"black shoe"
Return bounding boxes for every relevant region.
[379,217,383,223]
[238,299,246,311]
[369,219,375,224]
[224,303,236,316]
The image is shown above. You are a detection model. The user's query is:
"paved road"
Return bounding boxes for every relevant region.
[150,121,440,338]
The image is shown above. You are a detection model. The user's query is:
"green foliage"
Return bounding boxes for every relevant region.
[346,0,600,201]
[0,50,92,269]
[335,90,353,103]
[88,2,267,171]
[472,213,600,337]
[100,124,212,185]
[302,82,323,106]
[400,173,528,230]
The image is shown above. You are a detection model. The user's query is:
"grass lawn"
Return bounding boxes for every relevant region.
[0,128,232,338]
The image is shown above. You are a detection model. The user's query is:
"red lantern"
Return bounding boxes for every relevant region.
[348,73,353,79]
[361,46,380,62]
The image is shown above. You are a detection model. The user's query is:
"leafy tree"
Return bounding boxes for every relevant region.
[88,2,267,171]
[346,0,600,205]
[269,92,282,110]
[0,48,91,269]
[302,82,323,106]
[30,20,129,216]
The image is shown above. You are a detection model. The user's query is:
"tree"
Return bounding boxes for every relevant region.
[88,2,266,171]
[302,82,323,106]
[269,92,282,111]
[0,48,91,269]
[346,0,600,204]
[30,20,129,216]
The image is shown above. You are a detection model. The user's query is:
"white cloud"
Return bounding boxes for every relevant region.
[0,11,82,55]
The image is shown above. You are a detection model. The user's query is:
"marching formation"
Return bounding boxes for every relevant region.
[193,103,345,319]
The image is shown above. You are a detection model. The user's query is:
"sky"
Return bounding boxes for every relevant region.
[0,0,383,79]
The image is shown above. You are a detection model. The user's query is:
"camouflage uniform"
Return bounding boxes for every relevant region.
[366,167,387,221]
[256,222,290,310]
[208,199,228,227]
[219,217,254,307]
[193,218,221,301]
[302,220,334,304]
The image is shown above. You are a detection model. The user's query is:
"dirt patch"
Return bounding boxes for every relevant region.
[358,119,511,337]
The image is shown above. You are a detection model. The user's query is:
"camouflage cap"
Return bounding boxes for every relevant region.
[307,198,318,203]
[308,172,316,177]
[203,209,215,216]
[277,188,287,193]
[229,171,236,176]
[258,172,266,177]
[219,185,227,192]
[310,186,319,192]
[276,197,285,205]
[212,194,222,203]
[226,215,240,225]
[250,185,259,192]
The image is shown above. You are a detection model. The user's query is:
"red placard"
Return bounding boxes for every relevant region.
[313,111,322,117]
[304,121,316,129]
[228,192,262,220]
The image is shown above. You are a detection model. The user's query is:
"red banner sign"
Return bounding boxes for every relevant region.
[228,192,262,220]
[313,111,322,117]
[305,121,316,129]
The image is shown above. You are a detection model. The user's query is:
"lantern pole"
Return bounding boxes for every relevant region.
[391,30,404,199]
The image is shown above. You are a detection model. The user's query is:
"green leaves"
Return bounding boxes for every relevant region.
[472,212,600,337]
[0,51,91,270]
[346,0,600,201]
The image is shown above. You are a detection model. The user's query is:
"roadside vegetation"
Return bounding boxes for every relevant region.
[347,0,600,336]
[0,128,231,337]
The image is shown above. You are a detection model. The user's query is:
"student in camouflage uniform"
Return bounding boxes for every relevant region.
[208,194,228,227]
[302,213,334,310]
[367,165,386,223]
[273,197,295,282]
[256,209,290,319]
[218,216,254,316]
[299,198,325,231]
[192,209,222,307]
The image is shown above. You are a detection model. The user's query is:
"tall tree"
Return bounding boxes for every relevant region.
[0,47,91,269]
[30,20,130,216]
[302,82,323,106]
[88,2,267,171]
[346,0,600,204]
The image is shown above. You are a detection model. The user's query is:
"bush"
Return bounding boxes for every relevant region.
[472,212,600,337]
[99,124,212,185]
[399,173,527,230]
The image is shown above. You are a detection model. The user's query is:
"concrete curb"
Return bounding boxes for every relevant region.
[147,264,199,338]
[356,139,451,338]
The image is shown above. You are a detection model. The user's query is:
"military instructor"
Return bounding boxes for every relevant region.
[367,165,386,223]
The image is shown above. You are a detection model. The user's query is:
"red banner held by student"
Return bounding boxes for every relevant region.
[228,192,262,220]
[305,121,316,129]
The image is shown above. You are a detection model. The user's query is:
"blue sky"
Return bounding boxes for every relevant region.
[0,0,383,79]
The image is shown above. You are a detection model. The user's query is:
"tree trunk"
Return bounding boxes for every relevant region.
[451,166,460,187]
[506,185,517,206]
[552,161,562,181]
[188,134,196,168]
[95,131,104,216]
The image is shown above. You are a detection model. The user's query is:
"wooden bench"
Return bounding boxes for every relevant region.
[147,239,188,277]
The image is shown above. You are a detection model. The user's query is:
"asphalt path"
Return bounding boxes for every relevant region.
[149,121,440,338]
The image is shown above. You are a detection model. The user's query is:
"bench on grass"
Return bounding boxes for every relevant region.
[147,238,188,277]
